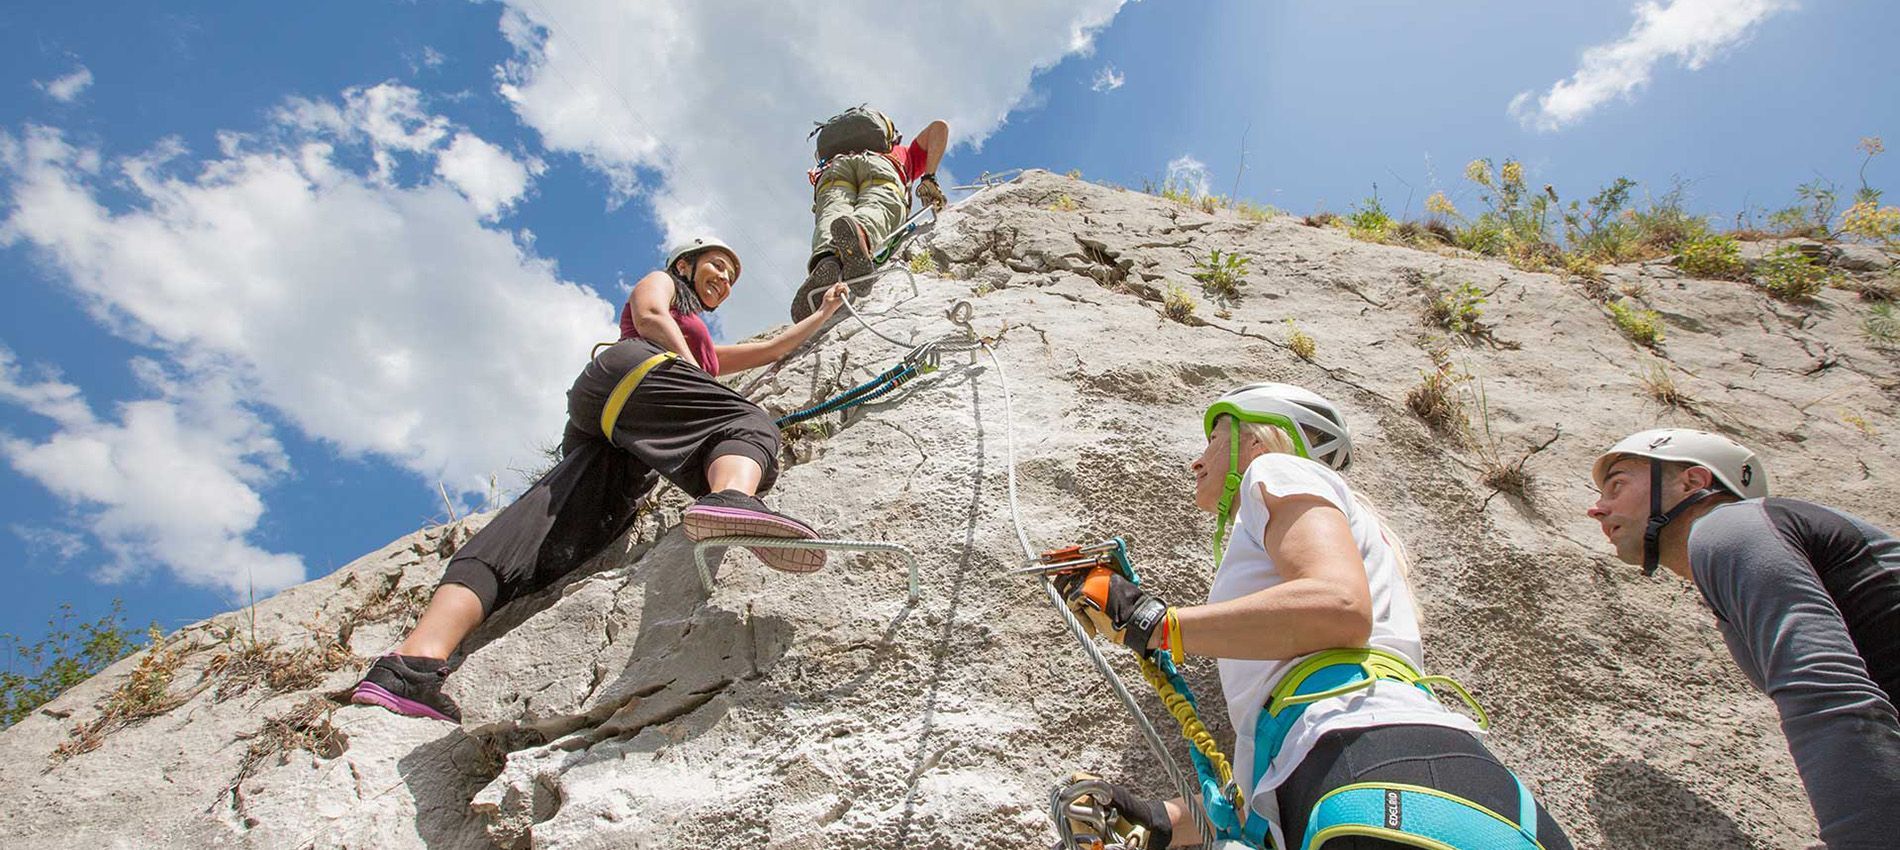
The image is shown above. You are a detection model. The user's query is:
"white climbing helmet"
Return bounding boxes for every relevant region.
[1593,428,1767,576]
[664,235,742,282]
[1204,382,1353,472]
[1201,383,1352,560]
[1591,428,1767,500]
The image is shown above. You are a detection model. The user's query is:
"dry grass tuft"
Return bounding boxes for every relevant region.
[1638,360,1692,409]
[202,626,357,703]
[220,697,347,815]
[1162,283,1197,322]
[1406,361,1469,436]
[1285,319,1316,362]
[49,630,193,764]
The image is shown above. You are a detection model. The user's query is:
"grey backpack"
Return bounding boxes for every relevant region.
[810,105,899,163]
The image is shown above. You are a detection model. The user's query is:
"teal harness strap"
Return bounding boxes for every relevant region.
[1247,662,1542,850]
[1251,664,1436,790]
[1298,779,1545,850]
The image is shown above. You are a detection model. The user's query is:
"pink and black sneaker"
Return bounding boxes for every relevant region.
[349,654,461,722]
[683,490,828,573]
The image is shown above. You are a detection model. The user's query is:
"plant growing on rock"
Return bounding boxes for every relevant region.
[1607,299,1665,348]
[1406,359,1469,436]
[1234,200,1280,222]
[1191,249,1250,304]
[1866,302,1899,346]
[1674,233,1745,280]
[1285,319,1316,361]
[1840,136,1898,245]
[1840,409,1876,436]
[1561,176,1639,263]
[1162,283,1197,322]
[1469,379,1559,505]
[1427,281,1487,335]
[908,251,939,275]
[1627,180,1714,256]
[1458,158,1561,270]
[1638,360,1692,410]
[1754,246,1833,302]
[202,624,356,702]
[1347,191,1394,242]
[1841,199,1900,246]
[2,601,148,728]
[50,628,192,763]
[1769,178,1838,239]
[1048,193,1078,212]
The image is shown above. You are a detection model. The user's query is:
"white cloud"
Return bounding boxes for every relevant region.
[12,523,89,562]
[1091,64,1125,92]
[1510,0,1796,132]
[0,85,609,593]
[492,0,1129,334]
[437,132,544,218]
[1164,154,1211,198]
[36,66,94,103]
[414,45,448,73]
[0,349,303,593]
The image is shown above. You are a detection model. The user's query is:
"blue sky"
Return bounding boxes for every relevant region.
[0,1,1894,650]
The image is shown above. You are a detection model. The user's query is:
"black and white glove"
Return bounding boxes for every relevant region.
[1055,569,1168,654]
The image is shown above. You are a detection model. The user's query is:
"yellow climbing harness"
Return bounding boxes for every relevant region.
[598,350,679,440]
[1267,647,1489,725]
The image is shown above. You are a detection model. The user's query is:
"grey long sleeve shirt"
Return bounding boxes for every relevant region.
[1690,498,1900,849]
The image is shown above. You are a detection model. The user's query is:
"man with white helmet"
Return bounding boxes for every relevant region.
[1587,428,1900,848]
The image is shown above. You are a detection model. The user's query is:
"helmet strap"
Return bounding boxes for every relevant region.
[1640,461,1717,577]
[1212,424,1242,560]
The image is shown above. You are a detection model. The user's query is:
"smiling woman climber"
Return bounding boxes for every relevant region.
[350,235,847,723]
[1058,383,1574,850]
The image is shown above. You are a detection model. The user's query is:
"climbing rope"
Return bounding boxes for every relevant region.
[980,343,1218,850]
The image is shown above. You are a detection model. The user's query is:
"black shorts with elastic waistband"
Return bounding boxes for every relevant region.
[439,338,780,614]
[1275,724,1575,850]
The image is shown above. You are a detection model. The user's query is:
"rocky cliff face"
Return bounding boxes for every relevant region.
[4,170,1895,849]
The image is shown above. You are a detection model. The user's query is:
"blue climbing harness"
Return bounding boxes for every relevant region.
[1232,650,1545,850]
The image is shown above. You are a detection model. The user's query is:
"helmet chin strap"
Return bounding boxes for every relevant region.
[1212,425,1242,560]
[1640,461,1718,576]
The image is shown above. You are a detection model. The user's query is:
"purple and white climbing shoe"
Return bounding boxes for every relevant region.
[683,490,828,573]
[349,654,461,722]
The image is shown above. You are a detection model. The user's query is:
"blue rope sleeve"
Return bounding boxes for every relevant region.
[774,364,919,427]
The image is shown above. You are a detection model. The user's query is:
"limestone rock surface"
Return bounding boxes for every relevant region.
[6,170,1896,849]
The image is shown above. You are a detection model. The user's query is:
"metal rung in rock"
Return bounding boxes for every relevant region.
[692,536,919,603]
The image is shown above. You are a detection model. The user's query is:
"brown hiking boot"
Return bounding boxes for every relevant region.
[829,216,878,292]
[791,254,841,322]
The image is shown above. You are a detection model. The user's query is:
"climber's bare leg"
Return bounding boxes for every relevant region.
[393,584,485,660]
[705,453,764,496]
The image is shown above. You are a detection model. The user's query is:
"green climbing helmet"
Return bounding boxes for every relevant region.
[1203,383,1353,558]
